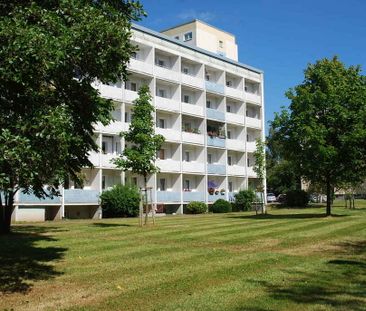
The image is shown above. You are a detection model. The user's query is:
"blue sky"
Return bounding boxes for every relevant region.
[138,0,366,133]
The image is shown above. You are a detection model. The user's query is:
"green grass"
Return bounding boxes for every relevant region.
[1,201,366,311]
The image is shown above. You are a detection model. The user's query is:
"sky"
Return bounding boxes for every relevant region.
[138,0,366,133]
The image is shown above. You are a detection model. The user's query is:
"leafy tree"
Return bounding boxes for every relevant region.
[0,1,145,234]
[234,189,256,211]
[114,86,164,225]
[253,138,266,213]
[186,201,207,214]
[271,57,366,216]
[210,199,232,213]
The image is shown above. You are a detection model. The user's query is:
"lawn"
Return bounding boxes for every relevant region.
[1,202,366,311]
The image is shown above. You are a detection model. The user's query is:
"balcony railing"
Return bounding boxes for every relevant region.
[155,96,180,112]
[246,141,256,152]
[155,65,180,82]
[228,165,246,176]
[99,84,123,101]
[207,136,226,148]
[124,89,139,103]
[226,112,244,124]
[156,191,181,202]
[225,86,244,99]
[182,161,205,173]
[182,131,204,145]
[94,121,125,134]
[128,58,153,75]
[208,193,226,202]
[183,191,205,202]
[207,164,226,175]
[156,159,180,172]
[64,189,100,204]
[155,128,181,142]
[205,81,224,94]
[247,167,257,177]
[18,191,61,204]
[182,102,204,117]
[206,108,225,121]
[100,153,117,168]
[246,92,261,104]
[182,73,204,89]
[246,117,262,129]
[227,139,245,151]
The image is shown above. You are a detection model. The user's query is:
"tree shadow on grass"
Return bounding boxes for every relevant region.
[0,226,67,294]
[248,240,366,310]
[91,222,133,228]
[229,213,348,220]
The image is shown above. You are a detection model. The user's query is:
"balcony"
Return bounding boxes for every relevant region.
[228,192,236,202]
[225,86,244,99]
[226,112,244,125]
[128,58,153,75]
[183,191,205,202]
[246,117,262,129]
[155,66,180,82]
[155,128,180,142]
[182,161,205,173]
[228,165,246,176]
[182,74,204,89]
[208,193,226,202]
[155,96,180,112]
[207,164,226,175]
[247,167,257,177]
[156,159,180,172]
[95,121,125,134]
[156,191,181,203]
[100,153,117,168]
[99,84,123,101]
[207,136,225,148]
[227,139,245,151]
[206,108,225,121]
[89,152,100,167]
[18,191,61,205]
[205,81,224,94]
[124,89,139,103]
[64,189,100,204]
[246,141,256,152]
[182,102,204,117]
[182,131,204,145]
[246,92,261,104]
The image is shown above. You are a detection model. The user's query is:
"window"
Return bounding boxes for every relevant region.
[132,177,138,186]
[228,181,233,192]
[184,179,190,190]
[183,95,190,103]
[207,154,212,164]
[184,32,192,41]
[227,130,231,139]
[158,149,165,160]
[228,156,232,166]
[219,40,223,48]
[158,89,166,98]
[102,176,106,190]
[124,112,129,123]
[185,151,190,162]
[245,86,248,92]
[157,59,165,67]
[226,105,231,113]
[206,100,211,108]
[115,142,121,154]
[183,67,189,74]
[159,178,166,191]
[226,80,232,87]
[247,158,251,167]
[205,73,210,81]
[130,82,137,92]
[246,109,249,117]
[158,118,165,129]
[102,141,106,154]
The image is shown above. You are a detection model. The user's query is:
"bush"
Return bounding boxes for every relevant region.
[284,189,309,207]
[210,199,232,213]
[100,184,140,217]
[234,189,256,211]
[186,201,207,214]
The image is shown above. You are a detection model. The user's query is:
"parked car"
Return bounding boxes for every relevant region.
[267,193,277,203]
[277,194,286,203]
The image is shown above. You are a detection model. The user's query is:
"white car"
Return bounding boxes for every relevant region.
[267,193,277,203]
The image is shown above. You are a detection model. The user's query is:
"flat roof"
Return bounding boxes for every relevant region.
[132,23,263,74]
[160,19,236,38]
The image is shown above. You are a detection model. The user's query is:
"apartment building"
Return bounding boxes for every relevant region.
[11,19,265,221]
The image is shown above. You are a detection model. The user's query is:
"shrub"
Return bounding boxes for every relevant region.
[234,189,256,211]
[210,199,232,213]
[284,190,309,207]
[100,184,140,217]
[186,201,207,214]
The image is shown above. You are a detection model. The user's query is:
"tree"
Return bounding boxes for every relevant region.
[114,85,164,225]
[0,1,145,234]
[271,57,366,216]
[253,138,266,213]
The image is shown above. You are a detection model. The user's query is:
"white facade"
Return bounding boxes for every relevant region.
[12,21,265,220]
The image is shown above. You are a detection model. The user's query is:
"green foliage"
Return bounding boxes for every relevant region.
[253,138,266,189]
[100,184,140,217]
[186,201,207,214]
[271,56,366,214]
[234,190,256,211]
[210,199,232,213]
[114,86,165,179]
[284,190,309,207]
[0,1,145,233]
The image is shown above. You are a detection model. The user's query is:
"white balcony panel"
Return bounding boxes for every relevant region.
[246,141,256,152]
[95,121,125,134]
[182,132,204,145]
[182,103,204,117]
[155,97,180,112]
[99,84,123,101]
[156,159,180,172]
[247,167,257,178]
[246,92,261,104]
[155,66,180,82]
[226,86,244,99]
[228,165,245,176]
[181,74,204,89]
[89,152,100,167]
[124,89,139,103]
[182,161,205,173]
[155,128,181,142]
[246,117,262,129]
[227,139,245,151]
[100,153,117,169]
[128,58,153,75]
[226,112,244,125]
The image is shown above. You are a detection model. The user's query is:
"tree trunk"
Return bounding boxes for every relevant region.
[326,181,332,216]
[144,175,148,225]
[0,190,14,234]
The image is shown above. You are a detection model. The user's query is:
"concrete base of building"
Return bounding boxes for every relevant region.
[64,205,101,220]
[13,205,62,222]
